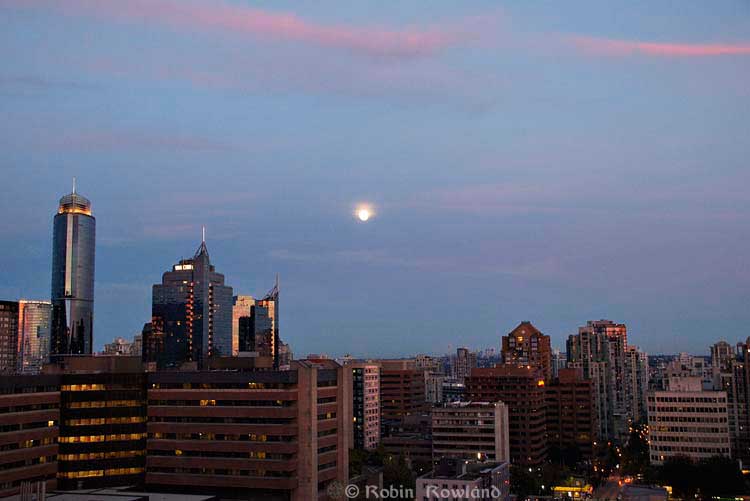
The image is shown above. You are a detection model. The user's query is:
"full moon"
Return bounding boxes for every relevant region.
[357,208,371,222]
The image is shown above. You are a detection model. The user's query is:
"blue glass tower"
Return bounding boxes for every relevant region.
[50,185,96,356]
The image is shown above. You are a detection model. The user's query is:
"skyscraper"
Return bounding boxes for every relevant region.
[17,300,52,373]
[232,295,255,355]
[50,184,96,356]
[237,279,281,367]
[145,237,233,368]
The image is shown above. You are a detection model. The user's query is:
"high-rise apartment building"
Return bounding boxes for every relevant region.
[0,374,60,497]
[453,348,477,382]
[432,401,510,463]
[51,186,96,356]
[711,341,734,371]
[0,300,19,373]
[347,361,381,450]
[466,366,547,466]
[145,238,233,368]
[624,346,649,424]
[501,321,552,382]
[145,358,351,500]
[379,359,427,437]
[17,300,52,373]
[567,320,629,441]
[647,376,730,465]
[545,368,597,459]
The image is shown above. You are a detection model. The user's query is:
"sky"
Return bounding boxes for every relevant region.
[1,0,749,357]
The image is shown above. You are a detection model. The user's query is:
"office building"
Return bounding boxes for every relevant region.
[145,237,233,368]
[145,358,351,500]
[545,368,597,460]
[51,185,96,356]
[466,366,547,466]
[17,300,53,373]
[432,401,510,463]
[0,374,60,497]
[47,356,148,490]
[0,300,19,373]
[416,458,510,501]
[232,295,255,356]
[647,376,730,465]
[237,280,281,367]
[501,321,552,382]
[347,361,380,451]
[378,359,427,437]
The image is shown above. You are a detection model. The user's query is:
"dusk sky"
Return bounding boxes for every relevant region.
[1,1,748,357]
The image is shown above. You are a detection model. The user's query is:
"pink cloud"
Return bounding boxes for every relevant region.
[570,35,750,57]
[10,0,466,59]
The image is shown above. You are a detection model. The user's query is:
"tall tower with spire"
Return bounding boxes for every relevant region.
[145,232,233,368]
[50,179,96,356]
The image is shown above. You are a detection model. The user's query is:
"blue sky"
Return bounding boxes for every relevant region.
[1,0,748,356]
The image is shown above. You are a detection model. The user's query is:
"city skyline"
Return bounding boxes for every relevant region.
[1,1,749,357]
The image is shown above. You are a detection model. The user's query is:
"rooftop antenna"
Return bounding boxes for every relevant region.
[202,225,206,243]
[72,177,76,194]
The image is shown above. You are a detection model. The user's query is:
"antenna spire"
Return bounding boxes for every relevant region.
[72,177,76,194]
[202,225,206,243]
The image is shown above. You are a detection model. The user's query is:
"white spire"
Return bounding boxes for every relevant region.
[202,225,206,243]
[72,176,76,194]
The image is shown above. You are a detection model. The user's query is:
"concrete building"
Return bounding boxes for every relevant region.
[45,356,148,490]
[378,359,427,437]
[416,458,510,501]
[432,401,510,463]
[0,300,19,373]
[567,320,629,441]
[145,358,351,500]
[501,321,552,382]
[453,348,477,382]
[625,346,649,424]
[425,373,445,404]
[0,374,60,497]
[466,366,547,466]
[545,368,597,460]
[647,376,730,465]
[712,341,735,371]
[346,361,381,450]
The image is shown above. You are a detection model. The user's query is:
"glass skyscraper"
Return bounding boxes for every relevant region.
[17,300,52,373]
[145,239,233,368]
[50,187,96,356]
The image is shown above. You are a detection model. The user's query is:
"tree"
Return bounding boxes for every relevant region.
[659,456,698,498]
[695,456,744,497]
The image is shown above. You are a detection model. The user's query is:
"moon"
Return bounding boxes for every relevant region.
[357,208,371,222]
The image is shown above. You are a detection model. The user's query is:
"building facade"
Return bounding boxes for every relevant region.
[647,377,730,465]
[378,359,427,437]
[454,348,477,382]
[432,401,510,463]
[145,239,233,368]
[232,295,255,355]
[17,300,52,373]
[145,359,350,500]
[501,321,552,382]
[51,188,96,357]
[416,459,510,501]
[567,320,630,441]
[347,361,381,451]
[466,366,547,466]
[0,374,60,497]
[0,300,19,373]
[545,368,597,460]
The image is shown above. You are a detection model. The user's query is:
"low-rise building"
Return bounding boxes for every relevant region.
[432,401,509,463]
[416,458,510,501]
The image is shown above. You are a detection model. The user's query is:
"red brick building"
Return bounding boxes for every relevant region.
[466,366,547,466]
[501,321,552,382]
[378,360,426,437]
[545,368,597,460]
